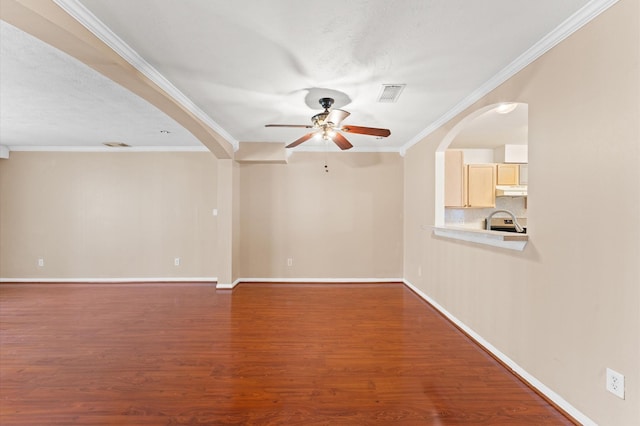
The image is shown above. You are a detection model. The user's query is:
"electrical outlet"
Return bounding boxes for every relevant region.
[287,258,293,267]
[606,368,625,399]
[174,257,180,267]
[37,258,44,267]
[212,208,218,216]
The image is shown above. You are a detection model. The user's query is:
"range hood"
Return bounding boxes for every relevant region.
[496,185,527,197]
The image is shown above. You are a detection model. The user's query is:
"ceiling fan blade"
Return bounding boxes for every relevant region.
[325,109,350,126]
[286,132,317,148]
[340,125,391,137]
[332,132,353,150]
[266,124,313,128]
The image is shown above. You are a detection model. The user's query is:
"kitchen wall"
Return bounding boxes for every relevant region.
[404,1,639,425]
[238,152,403,280]
[0,151,219,280]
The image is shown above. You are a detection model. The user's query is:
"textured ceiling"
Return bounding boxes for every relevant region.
[0,20,203,150]
[0,0,602,153]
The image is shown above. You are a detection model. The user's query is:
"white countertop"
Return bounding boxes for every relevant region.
[430,225,528,251]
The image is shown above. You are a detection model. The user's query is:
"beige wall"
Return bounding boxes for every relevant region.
[239,152,403,279]
[403,1,639,425]
[1,1,637,423]
[0,151,218,279]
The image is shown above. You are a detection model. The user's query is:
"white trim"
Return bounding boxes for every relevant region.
[0,277,217,283]
[7,145,210,153]
[236,277,403,284]
[402,0,620,153]
[403,279,596,426]
[216,278,241,290]
[216,277,402,289]
[53,0,239,152]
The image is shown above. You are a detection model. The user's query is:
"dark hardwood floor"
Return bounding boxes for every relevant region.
[0,282,575,425]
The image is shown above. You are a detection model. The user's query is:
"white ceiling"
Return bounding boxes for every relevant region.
[451,103,528,149]
[0,0,602,153]
[0,20,203,149]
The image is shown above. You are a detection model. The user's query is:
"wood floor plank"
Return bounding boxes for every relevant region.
[0,282,576,425]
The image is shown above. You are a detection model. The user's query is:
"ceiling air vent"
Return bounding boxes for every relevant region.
[377,84,406,103]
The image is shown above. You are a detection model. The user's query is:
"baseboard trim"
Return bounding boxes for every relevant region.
[216,277,402,290]
[403,279,595,426]
[216,279,241,290]
[1,277,399,288]
[235,277,403,284]
[0,277,217,284]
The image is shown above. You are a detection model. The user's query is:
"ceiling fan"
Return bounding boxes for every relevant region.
[265,98,391,150]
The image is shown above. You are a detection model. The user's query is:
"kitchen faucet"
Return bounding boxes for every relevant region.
[485,209,525,233]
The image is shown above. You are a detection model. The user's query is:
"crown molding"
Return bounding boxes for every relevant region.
[53,0,239,152]
[7,145,210,153]
[53,0,618,157]
[402,0,620,153]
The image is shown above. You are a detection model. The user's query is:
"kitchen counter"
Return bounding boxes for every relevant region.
[431,225,528,251]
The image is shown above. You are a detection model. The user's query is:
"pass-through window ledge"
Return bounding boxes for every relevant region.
[430,226,528,251]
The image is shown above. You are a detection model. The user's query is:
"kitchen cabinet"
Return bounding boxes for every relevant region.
[467,164,496,207]
[445,150,496,208]
[445,150,465,207]
[497,164,520,185]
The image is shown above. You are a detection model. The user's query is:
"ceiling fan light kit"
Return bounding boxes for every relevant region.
[265,98,391,151]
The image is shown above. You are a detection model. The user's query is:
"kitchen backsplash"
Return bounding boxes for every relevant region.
[445,197,527,229]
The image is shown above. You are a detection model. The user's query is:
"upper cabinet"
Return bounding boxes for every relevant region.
[467,164,496,207]
[445,150,496,208]
[444,150,465,207]
[497,164,520,185]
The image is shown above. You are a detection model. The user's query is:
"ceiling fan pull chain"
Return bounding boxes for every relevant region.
[324,145,329,173]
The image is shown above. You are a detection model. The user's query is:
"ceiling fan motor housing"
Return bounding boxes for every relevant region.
[319,97,334,110]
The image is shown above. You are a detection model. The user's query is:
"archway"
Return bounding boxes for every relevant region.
[434,102,528,227]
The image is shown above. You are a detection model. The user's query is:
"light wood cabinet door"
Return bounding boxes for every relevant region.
[467,164,496,207]
[497,164,520,185]
[444,150,465,207]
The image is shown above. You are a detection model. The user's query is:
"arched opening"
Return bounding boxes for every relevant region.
[435,102,528,228]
